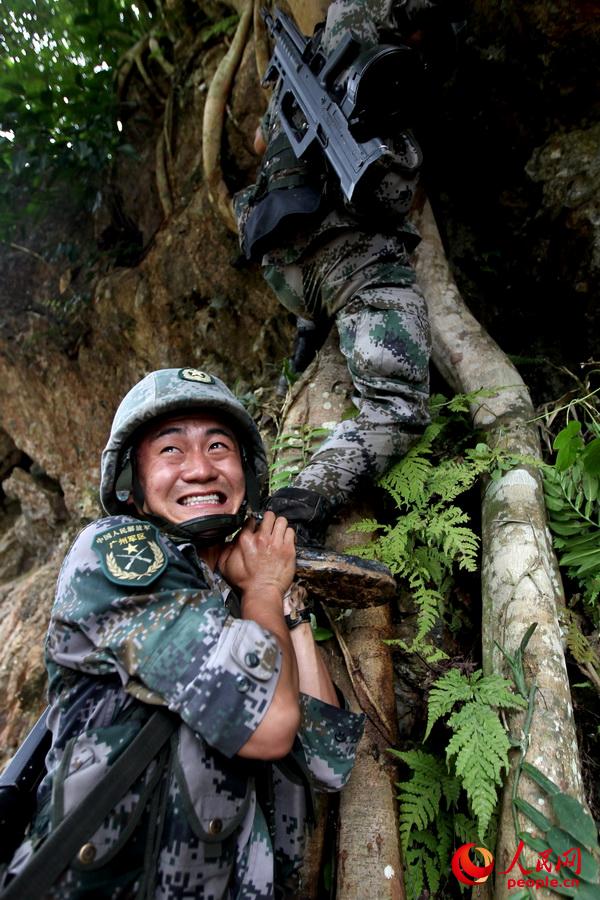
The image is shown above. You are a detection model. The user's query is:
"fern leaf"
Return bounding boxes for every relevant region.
[441,771,462,808]
[446,387,499,412]
[561,611,598,666]
[429,457,481,502]
[454,812,480,844]
[425,669,475,739]
[347,517,383,534]
[403,847,425,900]
[379,445,433,506]
[436,810,454,871]
[469,671,529,711]
[395,750,446,850]
[446,702,510,837]
[413,587,444,645]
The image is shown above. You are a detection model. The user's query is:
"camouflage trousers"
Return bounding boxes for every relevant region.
[263,234,431,508]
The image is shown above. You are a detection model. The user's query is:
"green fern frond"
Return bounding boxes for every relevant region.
[469,671,529,711]
[453,812,480,844]
[435,811,454,872]
[425,506,480,570]
[346,517,383,534]
[430,388,499,416]
[428,457,482,502]
[394,750,446,849]
[446,702,511,837]
[423,850,442,896]
[544,458,600,620]
[560,609,599,666]
[425,669,476,739]
[379,448,433,507]
[388,635,449,663]
[394,750,459,898]
[413,586,444,645]
[403,847,426,900]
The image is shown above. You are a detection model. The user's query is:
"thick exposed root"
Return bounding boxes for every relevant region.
[412,196,589,896]
[202,0,253,233]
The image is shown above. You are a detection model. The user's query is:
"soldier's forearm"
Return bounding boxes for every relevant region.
[289,624,340,707]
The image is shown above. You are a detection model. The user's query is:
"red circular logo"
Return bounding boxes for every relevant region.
[451,843,495,886]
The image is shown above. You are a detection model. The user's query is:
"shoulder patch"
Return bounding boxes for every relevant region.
[92,521,168,586]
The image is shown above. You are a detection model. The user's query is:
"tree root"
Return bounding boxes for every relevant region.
[202,0,253,233]
[323,605,396,746]
[274,331,405,899]
[116,33,167,101]
[253,0,271,81]
[412,196,590,897]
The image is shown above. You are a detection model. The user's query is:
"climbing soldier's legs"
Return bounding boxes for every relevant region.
[265,243,431,545]
[294,282,431,505]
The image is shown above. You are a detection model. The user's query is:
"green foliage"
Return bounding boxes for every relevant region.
[425,668,526,737]
[426,669,526,836]
[543,419,600,624]
[309,613,333,642]
[560,607,600,677]
[0,0,155,236]
[351,391,520,660]
[396,668,525,899]
[515,761,600,896]
[392,749,464,898]
[269,424,331,492]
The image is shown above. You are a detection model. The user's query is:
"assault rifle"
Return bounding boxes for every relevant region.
[261,7,419,203]
[0,709,50,864]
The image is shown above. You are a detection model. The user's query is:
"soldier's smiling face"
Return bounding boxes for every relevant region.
[134,413,246,524]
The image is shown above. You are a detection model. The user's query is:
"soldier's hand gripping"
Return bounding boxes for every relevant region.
[218,511,296,599]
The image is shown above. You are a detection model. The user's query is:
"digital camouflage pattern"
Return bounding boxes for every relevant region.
[100,368,269,516]
[264,233,430,505]
[5,515,364,898]
[234,0,438,510]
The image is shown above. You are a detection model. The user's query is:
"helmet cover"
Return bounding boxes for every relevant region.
[100,368,268,516]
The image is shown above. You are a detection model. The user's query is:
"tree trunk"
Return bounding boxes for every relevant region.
[277,331,405,899]
[411,197,588,897]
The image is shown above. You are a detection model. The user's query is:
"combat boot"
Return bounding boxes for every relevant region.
[264,486,396,607]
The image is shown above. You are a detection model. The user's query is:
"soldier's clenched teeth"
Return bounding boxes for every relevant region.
[179,493,223,506]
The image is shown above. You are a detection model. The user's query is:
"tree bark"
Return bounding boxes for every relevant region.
[411,197,588,898]
[277,331,405,899]
[202,0,253,233]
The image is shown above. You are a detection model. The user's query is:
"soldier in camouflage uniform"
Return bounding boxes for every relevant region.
[235,0,459,544]
[2,368,364,898]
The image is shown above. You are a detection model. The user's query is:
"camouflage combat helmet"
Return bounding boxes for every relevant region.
[100,367,268,540]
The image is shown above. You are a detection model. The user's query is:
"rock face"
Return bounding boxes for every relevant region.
[0,0,598,766]
[429,0,600,398]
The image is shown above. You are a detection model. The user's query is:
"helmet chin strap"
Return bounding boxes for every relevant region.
[154,505,248,546]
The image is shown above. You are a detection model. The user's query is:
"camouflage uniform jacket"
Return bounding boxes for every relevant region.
[8,515,364,899]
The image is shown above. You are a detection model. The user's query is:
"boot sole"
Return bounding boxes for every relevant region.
[295,547,395,607]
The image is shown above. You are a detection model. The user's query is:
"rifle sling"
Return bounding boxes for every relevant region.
[0,709,177,900]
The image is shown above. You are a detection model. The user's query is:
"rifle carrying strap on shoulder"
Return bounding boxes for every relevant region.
[0,709,177,900]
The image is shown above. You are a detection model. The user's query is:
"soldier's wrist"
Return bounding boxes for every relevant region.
[285,607,312,630]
